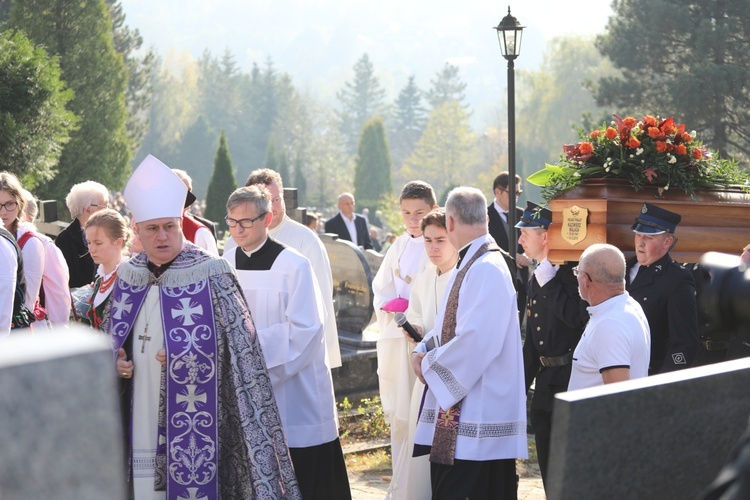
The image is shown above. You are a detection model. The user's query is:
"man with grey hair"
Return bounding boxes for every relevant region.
[222,185,351,499]
[568,243,651,390]
[410,186,527,498]
[224,168,342,368]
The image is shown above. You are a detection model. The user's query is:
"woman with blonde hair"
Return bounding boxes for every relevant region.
[84,209,132,330]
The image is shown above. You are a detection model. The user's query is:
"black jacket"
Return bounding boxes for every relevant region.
[55,218,96,288]
[488,204,528,317]
[324,212,373,250]
[626,252,699,374]
[523,263,588,410]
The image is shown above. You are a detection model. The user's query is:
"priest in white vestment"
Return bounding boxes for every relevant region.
[109,156,300,500]
[224,168,341,368]
[411,187,527,499]
[223,185,351,499]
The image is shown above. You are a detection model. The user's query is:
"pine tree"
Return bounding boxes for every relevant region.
[390,75,427,167]
[595,0,750,159]
[336,54,387,154]
[11,0,131,200]
[205,130,237,232]
[426,63,468,109]
[0,30,78,186]
[354,117,392,212]
[106,0,155,157]
[293,155,307,206]
[277,149,291,189]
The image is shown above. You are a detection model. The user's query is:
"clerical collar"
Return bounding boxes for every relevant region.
[456,243,472,268]
[235,237,285,271]
[241,237,269,256]
[148,256,178,278]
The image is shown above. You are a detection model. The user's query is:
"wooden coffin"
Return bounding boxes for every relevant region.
[547,179,750,264]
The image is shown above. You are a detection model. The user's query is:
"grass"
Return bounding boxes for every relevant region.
[345,448,392,473]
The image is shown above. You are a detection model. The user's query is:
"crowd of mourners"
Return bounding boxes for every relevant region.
[1,161,748,500]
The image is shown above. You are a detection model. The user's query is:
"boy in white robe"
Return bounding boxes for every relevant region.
[222,185,351,499]
[372,180,438,499]
[401,208,458,500]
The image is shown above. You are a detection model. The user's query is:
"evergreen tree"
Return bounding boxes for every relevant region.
[277,149,291,189]
[293,155,307,206]
[390,75,427,167]
[205,130,237,231]
[11,0,131,199]
[336,53,387,154]
[0,0,10,25]
[595,0,750,160]
[0,30,78,187]
[263,139,279,181]
[402,101,477,196]
[425,63,468,109]
[174,116,216,199]
[106,0,155,158]
[354,117,392,212]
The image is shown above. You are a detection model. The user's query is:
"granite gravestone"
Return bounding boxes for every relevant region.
[548,357,750,500]
[0,328,125,499]
[321,233,374,335]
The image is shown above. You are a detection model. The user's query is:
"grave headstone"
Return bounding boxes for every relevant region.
[0,328,126,500]
[548,358,750,500]
[321,233,374,335]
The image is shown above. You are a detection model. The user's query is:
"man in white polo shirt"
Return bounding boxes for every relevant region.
[569,243,651,390]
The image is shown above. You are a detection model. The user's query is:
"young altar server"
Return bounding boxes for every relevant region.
[372,180,438,499]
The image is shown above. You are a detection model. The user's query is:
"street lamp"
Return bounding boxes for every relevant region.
[494,6,525,263]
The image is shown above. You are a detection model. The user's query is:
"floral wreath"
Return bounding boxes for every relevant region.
[528,114,750,202]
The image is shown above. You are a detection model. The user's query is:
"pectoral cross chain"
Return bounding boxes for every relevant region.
[138,332,152,353]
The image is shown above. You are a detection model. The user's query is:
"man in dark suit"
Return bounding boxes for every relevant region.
[516,201,587,493]
[324,193,373,250]
[626,203,699,374]
[488,172,529,314]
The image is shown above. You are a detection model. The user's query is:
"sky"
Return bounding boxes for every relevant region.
[120,1,615,123]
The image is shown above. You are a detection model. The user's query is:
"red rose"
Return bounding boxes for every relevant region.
[675,144,687,156]
[627,137,641,149]
[623,116,637,128]
[693,148,703,160]
[579,142,594,155]
[605,127,618,140]
[590,130,601,139]
[656,141,667,153]
[643,115,657,127]
[648,127,661,139]
[681,132,692,143]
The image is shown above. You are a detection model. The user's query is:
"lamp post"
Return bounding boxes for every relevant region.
[494,6,524,263]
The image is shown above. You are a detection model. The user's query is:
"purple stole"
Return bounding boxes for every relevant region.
[109,278,219,500]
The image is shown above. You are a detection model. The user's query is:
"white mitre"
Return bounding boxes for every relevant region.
[124,155,187,223]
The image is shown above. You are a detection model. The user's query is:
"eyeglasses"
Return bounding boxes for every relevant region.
[0,201,18,212]
[572,266,593,282]
[225,212,267,229]
[500,187,523,197]
[90,202,109,209]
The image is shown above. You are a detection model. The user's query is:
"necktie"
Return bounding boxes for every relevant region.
[430,241,496,465]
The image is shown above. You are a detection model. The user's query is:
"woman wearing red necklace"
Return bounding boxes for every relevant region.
[85,209,132,330]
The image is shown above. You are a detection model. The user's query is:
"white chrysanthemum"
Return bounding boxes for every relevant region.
[668,155,677,164]
[636,148,644,155]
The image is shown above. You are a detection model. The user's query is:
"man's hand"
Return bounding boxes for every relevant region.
[156,348,167,367]
[411,352,426,384]
[516,253,531,268]
[116,348,133,379]
[400,323,423,344]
